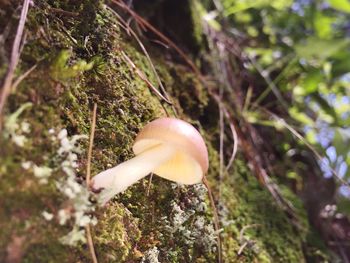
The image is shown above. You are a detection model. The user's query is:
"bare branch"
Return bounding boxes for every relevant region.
[0,0,31,129]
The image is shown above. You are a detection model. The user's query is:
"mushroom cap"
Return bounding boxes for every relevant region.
[133,117,209,184]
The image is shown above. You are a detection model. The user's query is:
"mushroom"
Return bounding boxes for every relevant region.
[91,117,208,203]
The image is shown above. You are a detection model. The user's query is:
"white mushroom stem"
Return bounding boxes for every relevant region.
[92,143,176,203]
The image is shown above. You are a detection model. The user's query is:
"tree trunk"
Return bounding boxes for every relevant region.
[0,1,331,262]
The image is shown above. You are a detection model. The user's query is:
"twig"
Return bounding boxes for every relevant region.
[204,24,239,173]
[244,54,289,112]
[117,15,170,104]
[86,103,97,186]
[85,224,98,263]
[242,86,253,114]
[254,56,297,106]
[237,224,261,256]
[120,51,173,105]
[150,39,170,49]
[111,0,204,82]
[106,5,176,116]
[59,25,78,45]
[11,63,37,91]
[257,105,350,188]
[211,93,300,227]
[221,106,238,173]
[146,173,153,196]
[203,16,299,224]
[86,103,98,263]
[203,176,222,263]
[0,0,31,129]
[219,102,224,199]
[239,224,261,242]
[107,6,168,96]
[49,7,79,17]
[237,241,248,256]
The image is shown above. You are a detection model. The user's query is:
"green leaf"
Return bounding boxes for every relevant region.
[301,70,323,94]
[333,128,350,156]
[223,0,292,15]
[332,51,350,77]
[338,197,350,214]
[289,107,314,125]
[311,94,339,125]
[328,0,350,13]
[314,12,335,39]
[306,129,318,144]
[295,37,349,61]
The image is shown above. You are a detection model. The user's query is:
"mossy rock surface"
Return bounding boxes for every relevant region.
[0,1,329,262]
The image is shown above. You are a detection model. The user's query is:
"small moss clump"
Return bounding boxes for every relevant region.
[95,203,142,262]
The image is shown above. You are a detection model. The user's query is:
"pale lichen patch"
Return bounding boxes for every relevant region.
[2,103,32,147]
[141,246,160,263]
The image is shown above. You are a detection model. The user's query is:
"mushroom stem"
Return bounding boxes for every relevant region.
[92,143,176,202]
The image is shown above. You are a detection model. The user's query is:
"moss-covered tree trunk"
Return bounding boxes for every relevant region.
[0,1,330,262]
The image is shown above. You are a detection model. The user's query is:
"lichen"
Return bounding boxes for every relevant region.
[141,247,160,263]
[2,103,32,147]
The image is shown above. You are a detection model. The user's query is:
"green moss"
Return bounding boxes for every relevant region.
[190,0,205,52]
[0,1,159,261]
[167,64,209,119]
[219,158,306,262]
[94,203,141,262]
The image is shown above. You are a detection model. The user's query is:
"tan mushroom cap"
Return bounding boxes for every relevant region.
[132,117,209,184]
